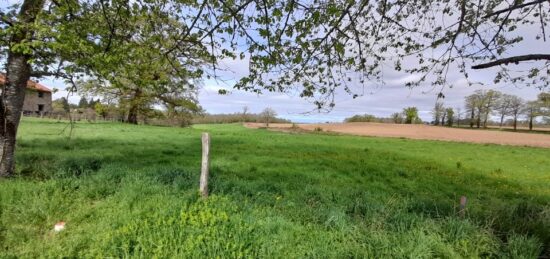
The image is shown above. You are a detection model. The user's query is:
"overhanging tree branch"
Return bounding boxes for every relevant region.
[471,54,550,69]
[0,11,14,26]
[484,0,548,18]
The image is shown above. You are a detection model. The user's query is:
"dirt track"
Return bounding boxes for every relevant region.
[244,122,550,148]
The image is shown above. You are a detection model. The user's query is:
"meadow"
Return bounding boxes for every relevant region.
[0,118,549,258]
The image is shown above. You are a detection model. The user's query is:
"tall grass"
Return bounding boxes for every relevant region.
[0,118,548,257]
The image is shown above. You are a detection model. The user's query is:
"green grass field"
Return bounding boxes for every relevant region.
[1,118,549,258]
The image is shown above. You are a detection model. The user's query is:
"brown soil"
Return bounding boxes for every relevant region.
[244,122,550,148]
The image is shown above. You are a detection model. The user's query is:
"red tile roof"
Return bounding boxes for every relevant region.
[0,73,52,93]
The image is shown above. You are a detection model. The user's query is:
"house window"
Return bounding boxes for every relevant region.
[38,104,44,112]
[38,92,44,98]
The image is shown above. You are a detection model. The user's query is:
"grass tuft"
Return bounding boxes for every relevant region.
[0,118,548,257]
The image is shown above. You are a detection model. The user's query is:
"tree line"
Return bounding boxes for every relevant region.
[51,99,288,127]
[434,91,550,130]
[345,107,422,124]
[344,91,549,130]
[52,95,199,127]
[0,0,548,177]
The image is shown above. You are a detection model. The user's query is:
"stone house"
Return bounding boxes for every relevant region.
[0,73,53,115]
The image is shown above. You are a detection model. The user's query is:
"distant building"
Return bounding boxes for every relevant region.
[0,73,53,115]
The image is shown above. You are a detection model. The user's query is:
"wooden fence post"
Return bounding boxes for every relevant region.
[200,132,210,197]
[459,196,467,218]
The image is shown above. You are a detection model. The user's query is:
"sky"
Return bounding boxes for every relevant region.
[2,0,549,123]
[193,62,545,123]
[38,63,545,123]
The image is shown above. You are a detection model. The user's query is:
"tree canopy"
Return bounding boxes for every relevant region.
[1,0,548,109]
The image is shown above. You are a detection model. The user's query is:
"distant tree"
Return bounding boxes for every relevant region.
[508,96,524,131]
[481,90,502,128]
[88,98,99,109]
[344,114,378,123]
[464,95,477,128]
[403,107,419,124]
[523,101,542,131]
[52,100,67,115]
[445,108,455,127]
[391,112,404,124]
[94,102,108,120]
[192,112,290,124]
[2,0,549,178]
[78,97,89,109]
[540,92,550,102]
[260,108,277,127]
[241,106,249,123]
[455,107,462,128]
[465,90,501,128]
[495,94,516,128]
[81,79,201,124]
[52,97,70,112]
[432,101,445,125]
[538,92,550,118]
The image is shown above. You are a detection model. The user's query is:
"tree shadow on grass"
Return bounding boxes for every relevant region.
[206,134,550,254]
[10,131,550,256]
[15,136,202,179]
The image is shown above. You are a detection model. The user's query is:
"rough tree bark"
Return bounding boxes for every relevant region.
[0,0,45,177]
[126,88,142,124]
[127,105,139,124]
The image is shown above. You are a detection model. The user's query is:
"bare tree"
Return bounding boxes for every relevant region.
[538,93,550,117]
[432,101,445,125]
[241,106,249,123]
[260,108,277,127]
[464,95,478,128]
[455,107,462,128]
[481,90,502,128]
[391,112,404,124]
[523,101,541,131]
[465,90,502,128]
[495,94,516,128]
[508,96,524,131]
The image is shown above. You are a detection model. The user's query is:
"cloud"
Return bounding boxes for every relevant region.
[8,2,545,124]
[38,53,546,123]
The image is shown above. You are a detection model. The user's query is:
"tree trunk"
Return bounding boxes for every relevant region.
[513,115,518,130]
[127,104,139,124]
[529,115,533,131]
[0,56,29,177]
[499,114,505,128]
[0,0,45,177]
[469,109,474,128]
[483,111,489,128]
[126,88,142,124]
